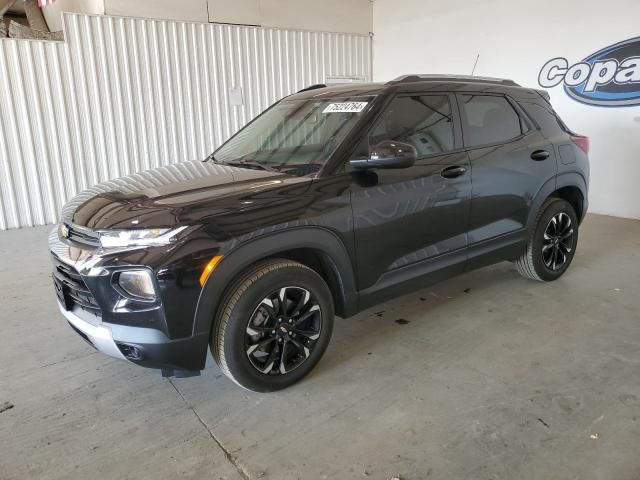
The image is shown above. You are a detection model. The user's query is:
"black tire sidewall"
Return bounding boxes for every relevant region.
[221,265,334,392]
[531,199,579,281]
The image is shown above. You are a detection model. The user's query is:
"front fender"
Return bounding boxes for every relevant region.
[192,227,358,338]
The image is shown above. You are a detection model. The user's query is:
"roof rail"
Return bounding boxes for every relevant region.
[297,84,327,93]
[387,74,520,87]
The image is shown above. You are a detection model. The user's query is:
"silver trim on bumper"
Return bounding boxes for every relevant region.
[57,301,126,360]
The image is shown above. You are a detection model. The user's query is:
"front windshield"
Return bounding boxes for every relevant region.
[212,96,372,175]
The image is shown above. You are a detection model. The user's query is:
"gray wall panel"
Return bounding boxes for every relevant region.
[0,13,372,229]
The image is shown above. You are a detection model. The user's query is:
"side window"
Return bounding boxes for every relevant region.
[369,95,454,157]
[460,95,524,147]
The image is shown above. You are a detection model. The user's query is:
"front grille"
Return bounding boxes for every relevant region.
[52,258,102,317]
[65,224,100,247]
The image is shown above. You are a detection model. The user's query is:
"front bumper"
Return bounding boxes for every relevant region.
[49,227,209,372]
[57,301,126,360]
[57,298,209,372]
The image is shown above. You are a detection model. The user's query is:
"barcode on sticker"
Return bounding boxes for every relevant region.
[322,102,368,113]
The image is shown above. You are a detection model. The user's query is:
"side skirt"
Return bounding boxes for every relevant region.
[465,229,528,272]
[357,248,466,311]
[355,229,528,314]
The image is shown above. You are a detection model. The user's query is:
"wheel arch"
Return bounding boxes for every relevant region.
[527,173,588,230]
[192,227,358,338]
[551,173,587,223]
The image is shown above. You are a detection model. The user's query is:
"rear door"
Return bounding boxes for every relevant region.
[457,93,557,267]
[349,93,472,301]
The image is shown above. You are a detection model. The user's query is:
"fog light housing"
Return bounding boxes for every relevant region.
[117,343,143,360]
[117,270,156,301]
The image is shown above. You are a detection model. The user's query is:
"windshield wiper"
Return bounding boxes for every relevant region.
[277,163,321,176]
[224,160,279,172]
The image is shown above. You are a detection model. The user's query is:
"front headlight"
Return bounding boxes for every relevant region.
[99,226,188,248]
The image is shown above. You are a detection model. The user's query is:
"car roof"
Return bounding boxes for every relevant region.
[289,75,544,102]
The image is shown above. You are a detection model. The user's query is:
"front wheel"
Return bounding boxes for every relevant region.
[515,198,579,281]
[212,259,334,392]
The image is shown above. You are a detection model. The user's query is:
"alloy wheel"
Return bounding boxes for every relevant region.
[245,286,322,375]
[542,212,574,271]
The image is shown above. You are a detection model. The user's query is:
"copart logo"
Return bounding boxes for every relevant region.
[538,36,640,107]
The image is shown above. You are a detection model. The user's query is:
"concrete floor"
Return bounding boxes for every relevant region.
[1,213,639,480]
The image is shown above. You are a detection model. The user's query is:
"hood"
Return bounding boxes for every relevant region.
[62,161,312,230]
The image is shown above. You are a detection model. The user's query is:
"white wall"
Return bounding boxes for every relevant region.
[105,0,206,23]
[256,0,372,35]
[42,0,105,32]
[43,0,372,35]
[208,0,372,34]
[373,0,640,220]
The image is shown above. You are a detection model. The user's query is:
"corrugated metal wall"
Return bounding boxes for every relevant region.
[0,13,372,230]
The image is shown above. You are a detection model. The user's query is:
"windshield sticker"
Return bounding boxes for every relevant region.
[322,102,368,113]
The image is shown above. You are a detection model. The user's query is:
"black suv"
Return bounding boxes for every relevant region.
[49,75,589,391]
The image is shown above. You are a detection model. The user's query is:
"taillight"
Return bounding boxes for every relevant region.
[571,135,589,155]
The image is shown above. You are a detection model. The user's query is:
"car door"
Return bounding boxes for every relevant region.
[457,93,558,269]
[349,93,472,304]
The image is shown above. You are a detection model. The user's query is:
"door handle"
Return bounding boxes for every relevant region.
[530,150,550,161]
[440,165,467,179]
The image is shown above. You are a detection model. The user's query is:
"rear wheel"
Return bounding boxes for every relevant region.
[515,198,578,281]
[212,259,334,392]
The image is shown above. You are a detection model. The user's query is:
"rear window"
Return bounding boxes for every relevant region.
[459,95,524,147]
[519,102,571,138]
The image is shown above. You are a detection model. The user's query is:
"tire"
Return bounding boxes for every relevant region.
[515,198,579,282]
[212,259,334,392]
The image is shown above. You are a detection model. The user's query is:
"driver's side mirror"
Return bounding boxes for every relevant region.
[350,140,417,170]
